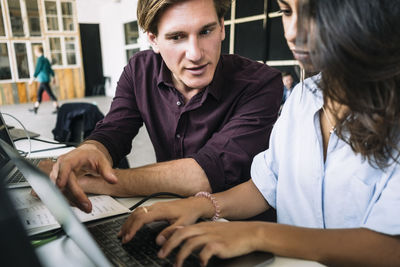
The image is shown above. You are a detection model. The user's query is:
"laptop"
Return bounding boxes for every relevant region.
[0,139,274,267]
[0,111,46,188]
[0,111,40,141]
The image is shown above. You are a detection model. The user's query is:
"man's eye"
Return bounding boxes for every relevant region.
[200,29,212,35]
[171,35,182,40]
[278,9,292,16]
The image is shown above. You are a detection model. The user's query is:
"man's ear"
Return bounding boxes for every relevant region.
[147,32,160,53]
[220,18,225,41]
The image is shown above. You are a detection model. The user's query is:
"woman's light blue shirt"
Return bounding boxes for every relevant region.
[251,74,400,236]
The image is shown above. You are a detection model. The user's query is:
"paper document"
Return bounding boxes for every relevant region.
[10,188,131,235]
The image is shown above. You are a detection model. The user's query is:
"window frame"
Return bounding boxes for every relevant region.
[224,1,267,61]
[47,36,79,68]
[0,41,14,83]
[43,0,76,33]
[25,0,42,37]
[11,40,33,81]
[123,20,145,63]
[6,0,29,37]
[0,1,8,38]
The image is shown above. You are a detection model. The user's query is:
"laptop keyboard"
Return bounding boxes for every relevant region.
[88,217,201,267]
[7,158,41,185]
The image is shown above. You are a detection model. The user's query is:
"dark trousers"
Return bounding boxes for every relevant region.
[37,82,57,103]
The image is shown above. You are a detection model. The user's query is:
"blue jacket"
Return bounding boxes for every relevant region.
[33,56,54,83]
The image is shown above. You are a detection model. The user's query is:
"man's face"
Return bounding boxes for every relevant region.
[148,0,225,92]
[283,75,294,89]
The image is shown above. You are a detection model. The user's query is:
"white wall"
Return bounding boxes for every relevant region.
[76,0,148,97]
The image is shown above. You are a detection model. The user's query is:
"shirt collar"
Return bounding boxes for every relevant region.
[304,73,324,110]
[157,58,174,89]
[156,56,224,102]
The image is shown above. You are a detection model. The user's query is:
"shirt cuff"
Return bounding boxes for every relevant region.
[251,151,277,209]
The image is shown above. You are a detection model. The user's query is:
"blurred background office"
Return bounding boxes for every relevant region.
[0,0,299,104]
[0,0,299,167]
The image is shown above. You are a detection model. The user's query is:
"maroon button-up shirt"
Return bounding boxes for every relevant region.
[88,50,282,192]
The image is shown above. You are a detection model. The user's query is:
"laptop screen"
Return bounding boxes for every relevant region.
[0,112,15,148]
[0,139,112,267]
[0,164,42,267]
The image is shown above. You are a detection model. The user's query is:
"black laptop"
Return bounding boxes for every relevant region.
[0,111,46,188]
[0,139,274,267]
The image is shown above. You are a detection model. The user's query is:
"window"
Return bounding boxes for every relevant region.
[26,0,41,36]
[61,2,74,31]
[0,2,6,36]
[14,43,30,79]
[124,21,141,62]
[124,21,139,45]
[48,37,77,67]
[49,37,62,65]
[0,43,12,80]
[44,0,75,32]
[7,0,24,37]
[44,0,59,31]
[223,0,267,61]
[65,37,76,65]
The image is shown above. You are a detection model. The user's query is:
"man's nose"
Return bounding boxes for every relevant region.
[185,37,202,62]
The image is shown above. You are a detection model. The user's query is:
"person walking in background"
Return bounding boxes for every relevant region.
[281,71,295,103]
[29,46,59,114]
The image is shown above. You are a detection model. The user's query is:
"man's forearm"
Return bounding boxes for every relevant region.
[81,158,211,197]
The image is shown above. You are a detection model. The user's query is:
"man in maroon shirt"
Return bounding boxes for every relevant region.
[50,0,282,213]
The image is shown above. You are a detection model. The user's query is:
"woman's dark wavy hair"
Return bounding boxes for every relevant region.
[308,0,400,168]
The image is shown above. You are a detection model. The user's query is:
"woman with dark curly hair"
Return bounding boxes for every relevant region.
[118,0,400,266]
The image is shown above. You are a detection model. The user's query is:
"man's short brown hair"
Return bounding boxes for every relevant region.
[36,46,44,54]
[137,0,231,35]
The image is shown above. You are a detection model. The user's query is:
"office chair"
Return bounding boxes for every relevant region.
[52,102,129,169]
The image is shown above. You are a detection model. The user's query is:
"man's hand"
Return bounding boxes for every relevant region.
[50,142,117,213]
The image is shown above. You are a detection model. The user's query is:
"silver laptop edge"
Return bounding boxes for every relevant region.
[0,111,16,148]
[0,139,112,267]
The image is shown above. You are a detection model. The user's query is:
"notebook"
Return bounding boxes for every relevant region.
[0,139,274,267]
[0,111,46,188]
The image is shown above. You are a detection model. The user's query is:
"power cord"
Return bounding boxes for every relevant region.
[15,136,77,146]
[128,192,186,211]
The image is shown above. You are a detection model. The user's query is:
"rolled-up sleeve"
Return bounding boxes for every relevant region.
[192,72,282,192]
[362,163,400,236]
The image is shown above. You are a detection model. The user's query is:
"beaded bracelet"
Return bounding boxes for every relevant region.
[195,191,220,221]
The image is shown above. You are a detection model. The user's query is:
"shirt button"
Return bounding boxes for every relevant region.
[176,134,181,138]
[176,101,182,106]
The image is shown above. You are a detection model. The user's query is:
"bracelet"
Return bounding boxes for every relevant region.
[195,191,220,221]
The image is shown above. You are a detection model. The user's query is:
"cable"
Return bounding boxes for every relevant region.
[14,137,78,147]
[30,146,73,154]
[129,192,186,211]
[2,113,31,158]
